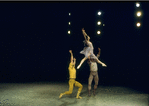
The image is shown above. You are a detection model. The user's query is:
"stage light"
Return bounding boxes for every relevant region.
[68,22,71,25]
[97,31,101,34]
[69,13,71,16]
[68,30,71,34]
[136,3,140,7]
[98,11,101,15]
[136,22,141,27]
[97,21,101,25]
[136,11,142,17]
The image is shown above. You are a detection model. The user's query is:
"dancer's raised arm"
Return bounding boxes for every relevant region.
[97,48,101,58]
[69,50,73,63]
[82,28,90,41]
[73,58,76,65]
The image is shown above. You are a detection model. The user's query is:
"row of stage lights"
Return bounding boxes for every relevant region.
[96,11,103,35]
[135,2,142,28]
[67,11,103,35]
[67,3,142,34]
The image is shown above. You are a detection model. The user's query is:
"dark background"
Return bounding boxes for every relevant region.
[1,2,149,93]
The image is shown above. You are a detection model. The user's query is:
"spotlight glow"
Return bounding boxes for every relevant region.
[136,22,141,27]
[137,11,142,17]
[68,22,71,25]
[68,30,71,34]
[97,31,101,34]
[97,21,101,25]
[69,13,71,16]
[136,3,140,7]
[98,12,101,15]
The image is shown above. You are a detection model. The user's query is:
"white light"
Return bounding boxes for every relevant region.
[97,31,101,34]
[136,22,141,27]
[103,24,105,26]
[98,12,101,15]
[136,3,140,7]
[97,21,101,25]
[68,30,71,34]
[137,11,142,17]
[68,22,71,25]
[69,13,71,16]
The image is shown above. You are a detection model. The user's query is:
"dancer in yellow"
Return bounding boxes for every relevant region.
[59,50,83,99]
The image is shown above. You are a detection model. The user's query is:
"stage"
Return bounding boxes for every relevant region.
[0,82,148,106]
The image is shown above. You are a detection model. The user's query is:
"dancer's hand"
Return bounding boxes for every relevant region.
[69,50,72,53]
[82,28,84,30]
[102,63,107,67]
[98,48,101,51]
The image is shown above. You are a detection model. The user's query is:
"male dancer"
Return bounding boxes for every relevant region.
[59,50,83,99]
[87,48,102,96]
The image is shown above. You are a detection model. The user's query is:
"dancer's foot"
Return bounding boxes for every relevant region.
[76,96,82,99]
[88,90,91,97]
[77,65,81,69]
[59,93,64,98]
[102,63,107,67]
[76,91,82,99]
[93,89,96,96]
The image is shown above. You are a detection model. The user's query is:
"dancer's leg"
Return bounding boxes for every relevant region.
[93,72,99,96]
[74,81,83,99]
[95,58,107,67]
[88,72,93,96]
[59,79,75,98]
[77,57,87,69]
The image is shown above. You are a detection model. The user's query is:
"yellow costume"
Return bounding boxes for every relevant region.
[59,62,83,99]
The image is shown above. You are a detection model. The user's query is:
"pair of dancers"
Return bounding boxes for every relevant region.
[59,28,107,99]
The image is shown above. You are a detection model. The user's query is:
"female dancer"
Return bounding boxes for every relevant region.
[77,28,107,69]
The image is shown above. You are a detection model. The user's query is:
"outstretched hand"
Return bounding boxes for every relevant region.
[82,28,85,31]
[69,50,72,53]
[102,63,107,67]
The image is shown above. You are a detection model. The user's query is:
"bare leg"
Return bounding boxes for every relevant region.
[77,57,87,69]
[88,72,93,96]
[95,58,107,67]
[93,72,99,96]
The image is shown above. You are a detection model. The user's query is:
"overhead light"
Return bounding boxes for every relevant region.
[68,30,71,34]
[98,11,101,15]
[136,22,141,27]
[97,31,101,34]
[97,21,101,25]
[136,11,142,17]
[136,3,140,7]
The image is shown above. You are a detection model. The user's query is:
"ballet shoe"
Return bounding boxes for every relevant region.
[77,65,80,69]
[59,93,63,98]
[76,96,82,99]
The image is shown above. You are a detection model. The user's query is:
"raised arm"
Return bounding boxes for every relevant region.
[96,48,101,58]
[73,58,76,65]
[69,50,73,63]
[82,28,89,41]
